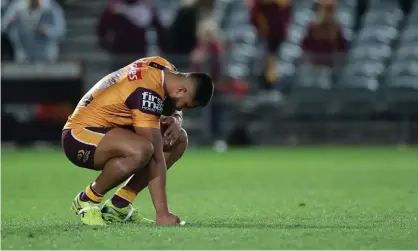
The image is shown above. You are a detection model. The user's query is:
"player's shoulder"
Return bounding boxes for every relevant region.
[123,57,169,97]
[142,56,177,72]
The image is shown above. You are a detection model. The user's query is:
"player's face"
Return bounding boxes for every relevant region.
[170,87,197,110]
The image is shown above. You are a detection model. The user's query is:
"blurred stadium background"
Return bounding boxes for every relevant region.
[2,0,418,148]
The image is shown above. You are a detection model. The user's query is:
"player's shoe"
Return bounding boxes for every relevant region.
[71,193,106,226]
[101,199,154,224]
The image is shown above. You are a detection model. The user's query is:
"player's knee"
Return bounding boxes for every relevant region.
[125,139,154,168]
[177,129,188,154]
[136,140,154,165]
[179,128,188,144]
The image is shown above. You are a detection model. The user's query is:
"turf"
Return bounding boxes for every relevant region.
[1,146,418,249]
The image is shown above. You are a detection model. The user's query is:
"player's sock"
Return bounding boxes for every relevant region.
[111,186,136,208]
[80,183,104,203]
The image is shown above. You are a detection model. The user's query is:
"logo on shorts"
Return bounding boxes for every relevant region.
[140,91,163,115]
[77,149,91,163]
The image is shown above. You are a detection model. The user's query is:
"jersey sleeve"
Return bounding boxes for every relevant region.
[123,56,170,129]
[125,87,164,129]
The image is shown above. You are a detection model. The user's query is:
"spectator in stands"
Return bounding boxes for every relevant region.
[168,0,216,68]
[97,0,166,70]
[1,0,66,62]
[1,32,14,61]
[1,0,10,16]
[168,0,198,56]
[398,0,412,14]
[196,0,216,23]
[190,19,223,142]
[248,0,292,102]
[1,0,14,61]
[190,19,223,84]
[301,0,348,68]
[189,18,224,146]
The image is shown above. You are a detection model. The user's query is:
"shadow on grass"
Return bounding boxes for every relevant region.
[2,218,379,238]
[1,220,176,238]
[2,221,85,237]
[186,221,378,230]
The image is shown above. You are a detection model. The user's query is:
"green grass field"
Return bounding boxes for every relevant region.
[2,146,418,249]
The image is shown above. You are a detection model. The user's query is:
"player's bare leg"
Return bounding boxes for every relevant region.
[101,129,188,224]
[127,128,188,192]
[72,128,154,225]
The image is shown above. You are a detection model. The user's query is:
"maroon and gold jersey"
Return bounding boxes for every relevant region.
[64,56,176,130]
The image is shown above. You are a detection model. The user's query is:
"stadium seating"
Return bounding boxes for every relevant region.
[223,0,257,81]
[335,0,357,41]
[287,64,333,118]
[285,0,357,118]
[333,61,381,118]
[330,0,404,118]
[384,33,418,117]
[275,0,315,96]
[58,0,417,121]
[376,0,418,118]
[278,0,314,63]
[383,62,418,117]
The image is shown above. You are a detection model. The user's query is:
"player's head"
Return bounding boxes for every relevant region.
[165,72,214,110]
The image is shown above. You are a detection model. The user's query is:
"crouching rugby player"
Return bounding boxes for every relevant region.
[61,56,214,225]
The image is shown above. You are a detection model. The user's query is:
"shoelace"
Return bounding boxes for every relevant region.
[123,207,136,222]
[78,205,101,216]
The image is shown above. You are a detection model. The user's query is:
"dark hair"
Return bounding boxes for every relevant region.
[189,72,214,107]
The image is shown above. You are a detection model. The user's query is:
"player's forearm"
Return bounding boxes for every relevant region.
[147,129,169,215]
[147,154,169,215]
[134,126,170,215]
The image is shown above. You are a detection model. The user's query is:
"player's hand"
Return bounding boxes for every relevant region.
[156,212,180,225]
[161,115,181,147]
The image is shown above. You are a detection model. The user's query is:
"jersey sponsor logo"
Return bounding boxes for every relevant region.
[126,87,164,116]
[103,70,122,87]
[140,90,164,115]
[128,62,143,81]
